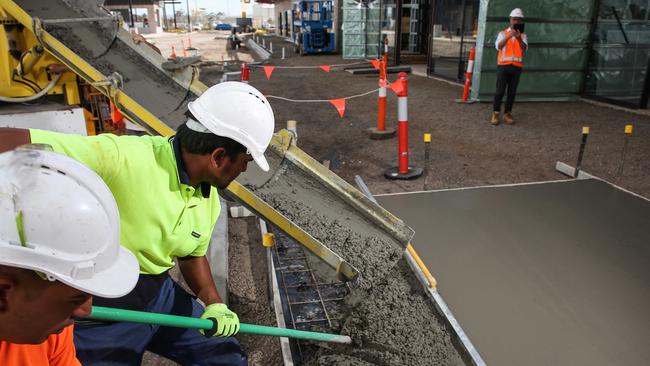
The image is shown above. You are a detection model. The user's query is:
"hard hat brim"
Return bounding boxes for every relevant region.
[251,150,270,172]
[56,247,139,298]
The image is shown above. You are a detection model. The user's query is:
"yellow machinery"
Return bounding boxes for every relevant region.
[0,5,127,135]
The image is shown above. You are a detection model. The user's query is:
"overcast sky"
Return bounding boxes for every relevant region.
[161,0,255,17]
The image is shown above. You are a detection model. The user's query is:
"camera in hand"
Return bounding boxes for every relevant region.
[513,23,525,33]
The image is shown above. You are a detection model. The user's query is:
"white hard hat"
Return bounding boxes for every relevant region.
[187,82,275,172]
[510,8,524,18]
[0,149,139,298]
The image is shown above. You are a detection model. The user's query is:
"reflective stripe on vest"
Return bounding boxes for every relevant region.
[497,29,524,67]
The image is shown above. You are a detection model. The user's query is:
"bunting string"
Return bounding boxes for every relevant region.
[265,88,380,103]
[248,61,370,70]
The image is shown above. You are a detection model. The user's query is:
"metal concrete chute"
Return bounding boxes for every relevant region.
[270,130,414,246]
[234,130,414,282]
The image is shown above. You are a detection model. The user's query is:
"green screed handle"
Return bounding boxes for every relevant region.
[86,306,352,344]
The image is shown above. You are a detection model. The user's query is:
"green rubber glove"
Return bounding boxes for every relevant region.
[200,303,240,337]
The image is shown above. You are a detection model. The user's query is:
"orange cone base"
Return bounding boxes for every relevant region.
[384,166,423,180]
[367,127,396,140]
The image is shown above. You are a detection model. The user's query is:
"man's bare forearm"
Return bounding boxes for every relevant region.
[178,255,223,305]
[0,128,31,153]
[517,37,528,51]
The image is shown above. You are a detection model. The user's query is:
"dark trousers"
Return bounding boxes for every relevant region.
[74,276,247,366]
[493,64,522,113]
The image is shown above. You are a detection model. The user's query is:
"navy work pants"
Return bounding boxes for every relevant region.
[74,275,247,366]
[493,64,522,113]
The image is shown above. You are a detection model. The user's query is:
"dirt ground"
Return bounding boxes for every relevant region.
[145,30,254,64]
[201,36,650,199]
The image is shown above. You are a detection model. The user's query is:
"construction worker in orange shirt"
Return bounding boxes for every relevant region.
[491,8,528,125]
[0,148,139,365]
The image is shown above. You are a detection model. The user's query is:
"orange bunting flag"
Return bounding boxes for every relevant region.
[370,59,381,70]
[329,98,346,118]
[387,79,406,96]
[319,65,331,73]
[263,66,275,80]
[109,102,123,124]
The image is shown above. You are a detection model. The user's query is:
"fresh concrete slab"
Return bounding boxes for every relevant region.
[377,179,650,366]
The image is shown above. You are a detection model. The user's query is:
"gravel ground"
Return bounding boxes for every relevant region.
[201,37,650,198]
[145,30,254,64]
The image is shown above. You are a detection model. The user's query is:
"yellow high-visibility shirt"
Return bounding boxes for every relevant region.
[30,129,220,275]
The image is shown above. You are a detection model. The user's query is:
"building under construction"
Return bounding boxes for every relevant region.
[269,0,650,109]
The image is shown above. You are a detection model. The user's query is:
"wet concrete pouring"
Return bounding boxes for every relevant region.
[239,154,466,365]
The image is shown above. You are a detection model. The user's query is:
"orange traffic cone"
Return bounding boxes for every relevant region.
[170,45,177,59]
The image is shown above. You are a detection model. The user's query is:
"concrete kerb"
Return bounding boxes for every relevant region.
[555,161,650,202]
[246,38,271,61]
[207,197,229,305]
[579,98,650,117]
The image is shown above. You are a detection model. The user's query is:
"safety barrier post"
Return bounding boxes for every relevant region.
[385,73,423,180]
[368,57,395,139]
[270,42,273,53]
[170,45,177,59]
[181,39,187,57]
[616,124,633,183]
[423,133,431,190]
[456,47,476,104]
[574,126,590,178]
[282,47,286,59]
[240,63,250,83]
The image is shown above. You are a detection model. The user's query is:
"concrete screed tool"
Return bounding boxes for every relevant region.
[84,306,352,344]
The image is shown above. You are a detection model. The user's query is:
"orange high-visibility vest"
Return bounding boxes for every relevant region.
[497,29,524,68]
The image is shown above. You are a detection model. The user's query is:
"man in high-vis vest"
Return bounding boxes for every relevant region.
[491,8,528,125]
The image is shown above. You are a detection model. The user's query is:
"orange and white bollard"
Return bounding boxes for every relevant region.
[170,45,177,59]
[181,39,187,57]
[368,57,396,139]
[456,47,476,103]
[240,63,250,83]
[385,72,423,180]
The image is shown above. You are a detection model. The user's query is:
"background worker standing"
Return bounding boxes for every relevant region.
[491,8,528,125]
[0,149,139,365]
[0,82,275,366]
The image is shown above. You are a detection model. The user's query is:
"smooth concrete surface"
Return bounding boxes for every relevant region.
[377,179,650,366]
